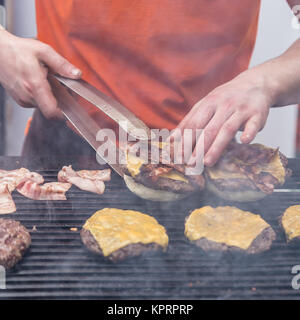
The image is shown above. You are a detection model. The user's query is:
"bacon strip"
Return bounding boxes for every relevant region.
[17,181,71,201]
[0,168,45,212]
[58,166,108,195]
[76,169,111,182]
[0,184,16,214]
[0,168,44,192]
[143,165,173,181]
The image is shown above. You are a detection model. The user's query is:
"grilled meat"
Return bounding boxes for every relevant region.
[0,218,31,269]
[281,205,300,242]
[205,143,291,201]
[0,168,44,193]
[123,141,205,199]
[193,227,275,254]
[185,206,276,254]
[17,181,71,201]
[81,228,163,262]
[58,166,110,195]
[0,184,16,214]
[132,164,197,193]
[0,168,45,213]
[80,208,168,262]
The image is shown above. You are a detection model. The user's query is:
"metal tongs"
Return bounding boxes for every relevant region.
[49,74,151,177]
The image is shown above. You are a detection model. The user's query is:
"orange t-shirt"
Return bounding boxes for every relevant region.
[35,0,260,131]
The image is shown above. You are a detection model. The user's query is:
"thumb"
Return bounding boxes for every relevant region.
[38,44,82,79]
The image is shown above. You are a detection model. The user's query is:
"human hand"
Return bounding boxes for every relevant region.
[174,68,277,167]
[0,29,81,119]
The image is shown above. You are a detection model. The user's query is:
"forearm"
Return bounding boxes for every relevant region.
[246,38,300,107]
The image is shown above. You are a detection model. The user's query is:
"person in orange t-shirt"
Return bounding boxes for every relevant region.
[0,1,300,166]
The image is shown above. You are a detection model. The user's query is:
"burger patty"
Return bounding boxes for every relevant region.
[133,172,195,193]
[205,143,291,195]
[280,205,300,243]
[131,162,204,194]
[204,173,258,192]
[192,227,276,254]
[123,141,205,194]
[0,219,31,269]
[80,228,164,262]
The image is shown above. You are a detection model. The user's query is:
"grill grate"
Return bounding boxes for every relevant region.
[0,156,300,299]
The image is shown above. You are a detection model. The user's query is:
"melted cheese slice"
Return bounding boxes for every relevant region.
[160,171,188,183]
[282,205,300,241]
[185,206,270,250]
[126,154,145,177]
[206,144,285,184]
[83,208,169,256]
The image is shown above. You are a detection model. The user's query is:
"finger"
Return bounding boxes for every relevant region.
[172,106,216,159]
[204,113,247,167]
[38,44,81,79]
[177,100,215,131]
[187,107,235,166]
[240,115,264,144]
[203,107,235,152]
[4,78,37,108]
[16,99,36,108]
[33,77,63,120]
[7,89,36,108]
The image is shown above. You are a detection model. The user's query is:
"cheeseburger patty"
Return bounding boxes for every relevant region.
[205,143,291,201]
[81,228,163,262]
[185,206,276,254]
[80,208,169,262]
[132,164,197,194]
[281,205,300,242]
[192,227,275,254]
[0,219,31,269]
[123,141,205,197]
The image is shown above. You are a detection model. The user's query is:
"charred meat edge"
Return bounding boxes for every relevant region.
[132,171,195,193]
[80,228,164,262]
[190,227,276,254]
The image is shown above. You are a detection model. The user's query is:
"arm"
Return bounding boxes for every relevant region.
[177,29,300,168]
[0,27,81,119]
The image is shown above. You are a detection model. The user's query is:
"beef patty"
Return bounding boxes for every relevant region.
[192,227,276,254]
[0,219,31,269]
[205,143,291,195]
[80,208,169,262]
[81,228,163,262]
[281,205,300,242]
[185,206,276,254]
